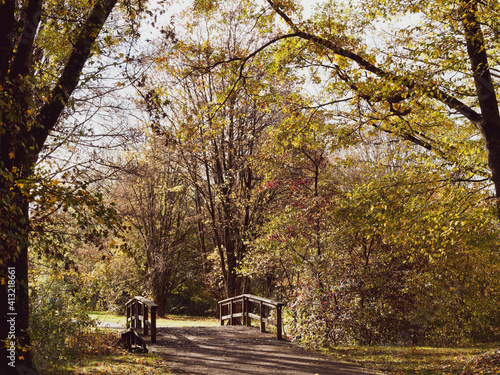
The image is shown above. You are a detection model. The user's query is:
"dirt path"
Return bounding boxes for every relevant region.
[141,325,385,375]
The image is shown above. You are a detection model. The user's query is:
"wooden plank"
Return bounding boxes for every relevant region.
[247,313,260,320]
[218,296,245,305]
[276,304,282,340]
[221,312,243,320]
[242,296,247,326]
[135,296,158,308]
[260,301,265,333]
[230,299,234,325]
[144,305,149,336]
[151,305,157,344]
[244,294,282,306]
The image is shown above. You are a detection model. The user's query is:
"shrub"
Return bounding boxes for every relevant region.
[29,281,97,371]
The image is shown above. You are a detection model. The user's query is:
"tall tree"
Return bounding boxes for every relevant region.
[138,0,300,298]
[0,1,125,372]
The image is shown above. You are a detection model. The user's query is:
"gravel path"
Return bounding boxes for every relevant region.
[139,325,385,375]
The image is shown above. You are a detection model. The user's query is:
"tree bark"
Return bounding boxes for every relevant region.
[461,0,500,219]
[0,190,34,374]
[151,272,169,317]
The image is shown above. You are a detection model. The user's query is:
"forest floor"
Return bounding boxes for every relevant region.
[90,313,499,375]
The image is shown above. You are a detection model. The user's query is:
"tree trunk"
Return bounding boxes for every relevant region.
[149,264,172,317]
[152,281,167,317]
[461,0,500,219]
[0,186,37,374]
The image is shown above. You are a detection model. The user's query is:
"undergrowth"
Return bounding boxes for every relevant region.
[36,329,171,375]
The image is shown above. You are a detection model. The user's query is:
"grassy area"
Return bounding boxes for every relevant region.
[325,344,500,375]
[89,310,219,327]
[37,330,172,375]
[45,351,171,375]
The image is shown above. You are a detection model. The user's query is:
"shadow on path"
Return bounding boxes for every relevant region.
[144,326,384,375]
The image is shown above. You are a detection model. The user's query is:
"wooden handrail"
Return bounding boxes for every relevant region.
[218,294,284,340]
[126,296,158,344]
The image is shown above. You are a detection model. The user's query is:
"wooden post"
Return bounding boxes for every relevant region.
[151,305,157,344]
[230,299,234,326]
[137,301,142,330]
[126,329,132,348]
[244,296,249,326]
[241,296,247,325]
[126,302,130,328]
[131,301,136,328]
[247,297,252,326]
[219,302,224,326]
[144,305,149,336]
[260,301,265,333]
[276,304,282,340]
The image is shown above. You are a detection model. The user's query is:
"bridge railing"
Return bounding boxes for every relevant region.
[126,296,158,344]
[218,294,284,340]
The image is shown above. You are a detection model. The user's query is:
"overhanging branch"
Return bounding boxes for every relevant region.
[32,0,118,156]
[266,0,483,127]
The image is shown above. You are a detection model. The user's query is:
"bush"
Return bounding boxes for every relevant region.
[284,257,500,348]
[29,281,97,371]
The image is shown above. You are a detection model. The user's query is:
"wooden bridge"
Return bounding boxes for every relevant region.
[119,295,384,375]
[125,294,285,344]
[218,294,285,340]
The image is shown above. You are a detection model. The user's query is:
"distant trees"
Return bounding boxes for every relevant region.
[185,0,500,345]
[244,130,500,345]
[112,139,200,316]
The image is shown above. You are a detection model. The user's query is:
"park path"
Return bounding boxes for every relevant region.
[138,325,385,375]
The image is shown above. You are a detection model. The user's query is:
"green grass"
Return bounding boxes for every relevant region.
[88,311,124,324]
[324,344,500,375]
[88,310,219,327]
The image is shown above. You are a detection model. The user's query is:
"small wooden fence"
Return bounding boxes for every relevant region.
[126,296,158,344]
[218,294,284,340]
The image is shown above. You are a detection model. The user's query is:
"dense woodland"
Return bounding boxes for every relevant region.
[1,0,500,373]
